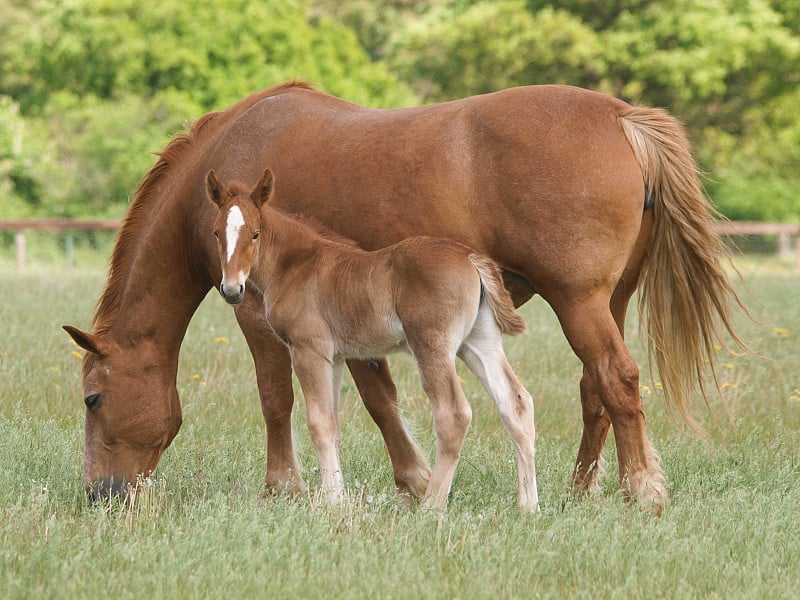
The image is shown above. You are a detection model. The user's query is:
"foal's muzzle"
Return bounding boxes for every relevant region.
[220,282,244,304]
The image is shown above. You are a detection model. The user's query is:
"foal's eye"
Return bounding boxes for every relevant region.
[252,231,260,240]
[84,393,101,410]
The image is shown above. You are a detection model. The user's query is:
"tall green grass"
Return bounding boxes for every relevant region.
[1,257,798,599]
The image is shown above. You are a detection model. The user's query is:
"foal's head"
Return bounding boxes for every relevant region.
[206,169,273,304]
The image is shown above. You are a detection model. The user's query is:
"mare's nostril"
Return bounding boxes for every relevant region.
[238,284,244,296]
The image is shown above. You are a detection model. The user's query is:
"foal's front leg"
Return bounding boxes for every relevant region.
[290,345,345,502]
[234,292,305,495]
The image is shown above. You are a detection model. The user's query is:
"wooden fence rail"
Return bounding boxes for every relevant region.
[1,218,799,269]
[0,218,121,269]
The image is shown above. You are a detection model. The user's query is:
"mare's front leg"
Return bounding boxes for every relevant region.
[290,345,345,502]
[234,290,305,494]
[346,359,431,499]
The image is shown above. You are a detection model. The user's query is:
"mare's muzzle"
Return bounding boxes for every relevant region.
[87,476,129,505]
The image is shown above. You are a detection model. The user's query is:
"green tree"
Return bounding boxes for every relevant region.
[390,1,606,100]
[0,0,416,217]
[0,96,32,217]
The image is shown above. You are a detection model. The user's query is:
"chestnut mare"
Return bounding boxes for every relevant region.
[64,81,745,515]
[206,168,537,510]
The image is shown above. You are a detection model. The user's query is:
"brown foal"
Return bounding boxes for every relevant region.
[206,168,538,511]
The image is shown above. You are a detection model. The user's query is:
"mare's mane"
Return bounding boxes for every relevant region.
[91,81,314,335]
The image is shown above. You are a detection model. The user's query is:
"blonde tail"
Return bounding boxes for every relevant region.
[469,254,527,336]
[619,106,750,433]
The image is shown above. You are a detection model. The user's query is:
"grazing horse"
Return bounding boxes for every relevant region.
[64,81,746,515]
[206,168,538,510]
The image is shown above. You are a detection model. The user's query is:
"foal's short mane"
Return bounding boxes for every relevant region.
[91,81,315,334]
[288,213,359,248]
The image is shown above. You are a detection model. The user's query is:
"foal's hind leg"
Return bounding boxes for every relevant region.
[414,355,473,510]
[557,296,667,515]
[459,307,538,512]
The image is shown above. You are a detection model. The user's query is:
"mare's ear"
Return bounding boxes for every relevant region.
[63,325,105,356]
[251,169,274,208]
[206,170,225,207]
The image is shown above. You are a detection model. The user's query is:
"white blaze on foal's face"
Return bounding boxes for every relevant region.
[225,205,245,265]
[214,200,260,304]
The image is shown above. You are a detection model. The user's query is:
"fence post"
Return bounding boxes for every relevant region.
[15,231,25,270]
[778,231,792,258]
[795,235,800,270]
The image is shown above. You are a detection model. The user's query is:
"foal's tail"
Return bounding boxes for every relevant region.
[619,107,750,433]
[468,255,527,336]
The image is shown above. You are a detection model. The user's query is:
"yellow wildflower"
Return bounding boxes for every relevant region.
[213,337,229,344]
[772,327,790,338]
[71,350,84,360]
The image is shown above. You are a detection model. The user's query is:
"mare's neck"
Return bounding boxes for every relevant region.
[103,200,212,357]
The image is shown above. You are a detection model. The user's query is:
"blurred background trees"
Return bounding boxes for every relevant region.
[1,0,797,221]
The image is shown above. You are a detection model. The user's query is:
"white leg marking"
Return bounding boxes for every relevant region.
[459,304,539,511]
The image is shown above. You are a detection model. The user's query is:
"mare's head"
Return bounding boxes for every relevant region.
[206,168,273,304]
[62,326,183,503]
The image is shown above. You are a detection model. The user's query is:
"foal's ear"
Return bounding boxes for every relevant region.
[63,325,105,356]
[205,170,225,207]
[251,169,274,208]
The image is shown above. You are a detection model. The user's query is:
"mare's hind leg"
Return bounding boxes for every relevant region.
[346,359,431,500]
[557,296,667,515]
[572,368,610,497]
[414,355,473,509]
[572,215,651,501]
[572,284,633,497]
[459,305,538,512]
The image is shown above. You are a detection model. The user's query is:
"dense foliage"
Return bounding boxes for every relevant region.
[1,0,797,220]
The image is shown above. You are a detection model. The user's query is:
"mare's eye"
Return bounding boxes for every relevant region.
[252,231,260,240]
[213,230,219,239]
[85,393,101,410]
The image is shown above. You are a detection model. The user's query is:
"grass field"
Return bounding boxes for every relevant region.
[1,255,798,599]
